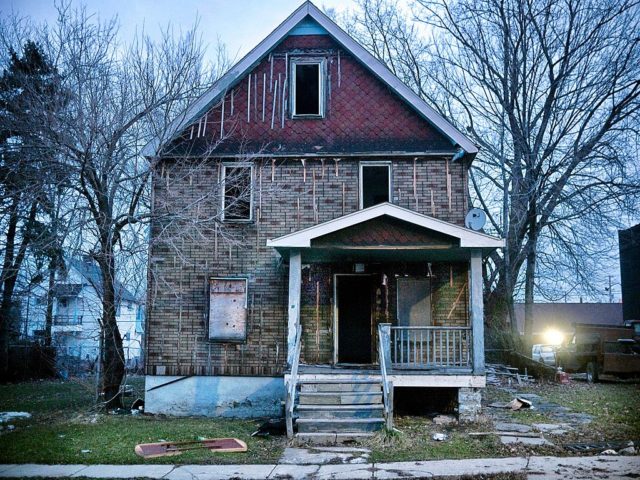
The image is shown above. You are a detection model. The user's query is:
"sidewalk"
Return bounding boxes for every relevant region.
[0,455,638,479]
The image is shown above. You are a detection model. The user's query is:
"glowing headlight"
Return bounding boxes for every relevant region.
[543,329,564,346]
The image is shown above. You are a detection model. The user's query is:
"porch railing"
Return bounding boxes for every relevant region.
[53,315,83,326]
[285,325,302,439]
[390,326,472,369]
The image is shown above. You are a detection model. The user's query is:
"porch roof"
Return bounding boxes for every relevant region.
[267,203,504,261]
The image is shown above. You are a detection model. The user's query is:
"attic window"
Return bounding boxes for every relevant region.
[360,162,391,209]
[222,164,253,222]
[291,59,325,117]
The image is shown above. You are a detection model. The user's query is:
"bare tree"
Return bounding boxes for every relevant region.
[344,0,640,339]
[24,4,229,406]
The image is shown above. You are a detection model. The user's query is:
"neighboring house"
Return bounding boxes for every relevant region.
[143,2,503,440]
[22,257,144,371]
[514,303,624,344]
[619,224,640,322]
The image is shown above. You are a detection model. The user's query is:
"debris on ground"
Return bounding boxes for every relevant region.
[565,441,635,454]
[432,415,457,426]
[0,412,31,423]
[134,438,247,459]
[601,449,618,455]
[488,397,533,410]
[486,363,534,386]
[532,423,572,435]
[494,422,532,433]
[131,398,144,411]
[251,418,286,437]
[80,449,92,454]
[432,433,447,441]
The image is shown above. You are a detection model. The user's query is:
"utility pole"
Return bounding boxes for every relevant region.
[608,275,613,303]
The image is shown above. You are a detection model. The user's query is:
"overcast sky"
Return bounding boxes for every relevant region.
[4,0,357,61]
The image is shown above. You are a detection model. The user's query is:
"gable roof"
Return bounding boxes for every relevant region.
[141,1,478,158]
[68,257,139,304]
[267,203,504,250]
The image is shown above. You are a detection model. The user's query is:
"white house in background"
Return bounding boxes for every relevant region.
[43,256,144,370]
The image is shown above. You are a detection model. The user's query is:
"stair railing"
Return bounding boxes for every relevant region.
[285,324,303,439]
[377,323,394,430]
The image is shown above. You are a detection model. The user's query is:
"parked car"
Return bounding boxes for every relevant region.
[556,323,640,383]
[532,344,556,365]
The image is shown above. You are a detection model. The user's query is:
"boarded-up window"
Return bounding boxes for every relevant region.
[397,278,431,326]
[209,278,248,342]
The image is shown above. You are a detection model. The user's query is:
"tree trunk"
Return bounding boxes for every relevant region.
[44,259,57,347]
[98,253,125,409]
[524,216,538,347]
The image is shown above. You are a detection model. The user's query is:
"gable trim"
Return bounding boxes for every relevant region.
[141,1,478,158]
[266,203,504,249]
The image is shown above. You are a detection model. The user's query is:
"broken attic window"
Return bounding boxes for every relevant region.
[360,163,391,208]
[222,165,253,221]
[292,60,324,117]
[209,278,247,342]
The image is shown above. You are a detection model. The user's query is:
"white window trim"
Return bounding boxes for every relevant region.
[221,163,254,223]
[359,161,392,209]
[290,58,326,118]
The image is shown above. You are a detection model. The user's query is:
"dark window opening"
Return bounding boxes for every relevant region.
[361,165,390,208]
[223,166,252,221]
[294,63,321,116]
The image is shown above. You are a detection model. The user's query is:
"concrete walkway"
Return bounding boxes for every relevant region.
[0,455,638,479]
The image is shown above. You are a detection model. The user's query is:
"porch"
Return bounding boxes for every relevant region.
[267,203,504,440]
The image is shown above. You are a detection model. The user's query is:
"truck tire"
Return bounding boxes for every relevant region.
[586,361,599,383]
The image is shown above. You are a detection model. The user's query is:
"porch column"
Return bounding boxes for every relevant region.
[470,248,485,375]
[287,249,302,367]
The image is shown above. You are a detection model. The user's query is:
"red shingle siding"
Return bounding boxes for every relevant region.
[165,35,453,156]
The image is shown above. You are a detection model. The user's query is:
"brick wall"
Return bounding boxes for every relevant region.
[146,33,473,377]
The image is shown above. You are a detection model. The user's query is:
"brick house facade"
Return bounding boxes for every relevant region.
[143,2,503,431]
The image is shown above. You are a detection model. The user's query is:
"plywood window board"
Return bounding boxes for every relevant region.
[209,277,248,342]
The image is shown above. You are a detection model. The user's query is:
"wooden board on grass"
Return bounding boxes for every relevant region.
[135,438,247,458]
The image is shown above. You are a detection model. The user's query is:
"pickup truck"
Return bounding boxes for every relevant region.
[556,322,640,383]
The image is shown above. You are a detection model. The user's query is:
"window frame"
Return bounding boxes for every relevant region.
[208,276,249,343]
[221,163,254,223]
[359,161,392,209]
[290,57,326,119]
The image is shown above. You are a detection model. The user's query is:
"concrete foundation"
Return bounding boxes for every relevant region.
[145,375,285,418]
[458,387,482,422]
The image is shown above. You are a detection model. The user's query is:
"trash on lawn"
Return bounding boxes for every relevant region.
[619,446,636,455]
[251,418,287,437]
[433,415,457,426]
[488,397,533,411]
[565,441,632,453]
[6,424,15,431]
[81,449,92,454]
[601,449,618,455]
[0,411,31,423]
[131,398,144,411]
[432,433,447,441]
[135,438,248,459]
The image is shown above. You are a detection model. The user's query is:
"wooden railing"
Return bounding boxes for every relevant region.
[285,325,302,439]
[390,326,472,369]
[377,324,394,430]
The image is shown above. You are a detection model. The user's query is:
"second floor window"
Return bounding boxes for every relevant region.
[291,59,325,118]
[222,164,253,222]
[360,162,391,209]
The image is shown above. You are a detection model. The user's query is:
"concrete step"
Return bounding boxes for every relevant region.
[297,417,384,433]
[300,382,381,393]
[298,392,383,405]
[293,432,374,445]
[296,404,384,419]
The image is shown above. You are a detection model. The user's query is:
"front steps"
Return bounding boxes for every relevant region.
[293,378,385,444]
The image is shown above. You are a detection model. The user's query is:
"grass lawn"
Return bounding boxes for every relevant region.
[0,376,285,465]
[1,376,638,465]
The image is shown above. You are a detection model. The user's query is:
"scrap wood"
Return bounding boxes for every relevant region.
[488,397,533,411]
[134,438,247,459]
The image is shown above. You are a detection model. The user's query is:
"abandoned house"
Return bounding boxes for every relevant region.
[142,1,504,441]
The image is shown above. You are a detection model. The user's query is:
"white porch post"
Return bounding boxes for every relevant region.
[287,249,302,367]
[470,248,485,375]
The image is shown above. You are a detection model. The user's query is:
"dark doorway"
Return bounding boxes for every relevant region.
[337,275,372,364]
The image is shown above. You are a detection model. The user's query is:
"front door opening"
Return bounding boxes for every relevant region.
[336,275,372,364]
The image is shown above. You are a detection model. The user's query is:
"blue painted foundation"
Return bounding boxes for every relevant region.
[145,375,285,418]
